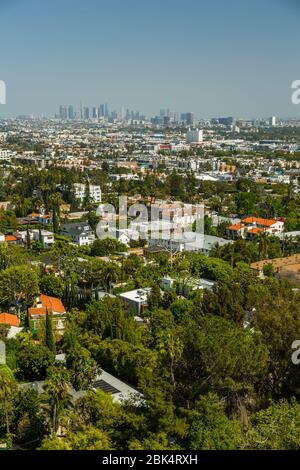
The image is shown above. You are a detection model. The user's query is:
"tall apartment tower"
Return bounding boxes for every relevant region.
[68,105,74,120]
[59,105,67,120]
[186,112,195,126]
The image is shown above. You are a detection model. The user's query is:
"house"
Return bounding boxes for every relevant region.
[0,313,23,339]
[179,278,216,297]
[28,294,66,334]
[0,312,20,327]
[26,213,51,225]
[160,276,175,291]
[15,229,54,248]
[226,216,284,239]
[119,288,151,315]
[33,229,54,248]
[5,235,17,244]
[226,223,245,239]
[60,222,95,246]
[20,367,143,406]
[149,232,232,255]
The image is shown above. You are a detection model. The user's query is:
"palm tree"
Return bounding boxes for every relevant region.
[43,366,72,437]
[49,192,64,218]
[258,232,270,259]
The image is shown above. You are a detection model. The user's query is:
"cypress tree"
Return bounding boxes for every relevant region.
[52,207,59,234]
[45,309,56,354]
[39,226,43,245]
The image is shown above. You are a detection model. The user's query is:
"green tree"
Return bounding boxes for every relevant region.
[43,365,72,436]
[17,343,55,381]
[91,238,127,257]
[0,265,39,309]
[40,274,64,298]
[45,311,56,354]
[0,365,17,443]
[186,393,241,450]
[244,399,300,450]
[67,347,98,391]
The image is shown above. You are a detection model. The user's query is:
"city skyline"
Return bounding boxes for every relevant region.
[0,0,300,118]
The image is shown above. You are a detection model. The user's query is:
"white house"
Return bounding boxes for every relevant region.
[119,288,151,315]
[60,222,95,246]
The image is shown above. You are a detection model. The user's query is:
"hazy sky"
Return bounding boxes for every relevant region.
[0,0,300,118]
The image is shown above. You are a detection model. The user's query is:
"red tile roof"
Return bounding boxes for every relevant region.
[28,294,65,318]
[40,294,65,313]
[242,217,277,227]
[247,227,264,234]
[28,307,47,317]
[227,223,244,231]
[0,313,20,327]
[5,235,17,242]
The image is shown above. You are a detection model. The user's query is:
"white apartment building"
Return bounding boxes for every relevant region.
[74,183,102,203]
[186,128,203,144]
[0,149,15,160]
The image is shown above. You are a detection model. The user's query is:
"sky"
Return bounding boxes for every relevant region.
[0,0,300,118]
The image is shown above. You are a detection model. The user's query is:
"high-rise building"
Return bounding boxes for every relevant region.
[98,104,105,117]
[186,112,195,126]
[68,105,74,120]
[104,103,109,118]
[217,116,234,126]
[270,116,277,126]
[92,107,98,119]
[59,105,67,120]
[83,106,90,120]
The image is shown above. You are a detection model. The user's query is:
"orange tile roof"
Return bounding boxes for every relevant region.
[242,217,277,227]
[247,227,264,234]
[0,313,20,327]
[227,223,244,231]
[39,294,65,314]
[5,235,17,242]
[28,307,47,317]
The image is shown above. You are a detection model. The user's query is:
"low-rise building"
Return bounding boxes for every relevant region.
[28,294,66,334]
[119,288,151,315]
[60,222,95,246]
[226,216,284,239]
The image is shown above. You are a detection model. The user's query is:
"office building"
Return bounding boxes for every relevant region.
[83,106,90,120]
[186,112,195,126]
[68,105,74,120]
[59,105,67,120]
[92,107,98,119]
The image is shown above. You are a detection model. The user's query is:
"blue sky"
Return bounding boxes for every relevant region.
[0,0,300,118]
